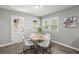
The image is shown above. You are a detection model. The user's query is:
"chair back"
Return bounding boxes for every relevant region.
[45,33,51,40]
[22,37,27,45]
[38,33,51,47]
[44,33,51,46]
[22,37,29,45]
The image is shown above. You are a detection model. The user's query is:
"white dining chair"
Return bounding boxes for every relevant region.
[37,33,51,54]
[22,37,34,53]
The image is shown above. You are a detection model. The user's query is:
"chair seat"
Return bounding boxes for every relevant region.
[37,40,50,47]
[25,41,34,46]
[24,39,34,46]
[27,39,31,40]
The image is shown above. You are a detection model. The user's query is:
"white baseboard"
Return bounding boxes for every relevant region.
[52,40,79,51]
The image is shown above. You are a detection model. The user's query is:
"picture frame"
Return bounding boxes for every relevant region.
[64,16,78,28]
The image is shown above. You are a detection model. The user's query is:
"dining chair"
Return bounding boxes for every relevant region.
[37,33,52,54]
[22,37,34,53]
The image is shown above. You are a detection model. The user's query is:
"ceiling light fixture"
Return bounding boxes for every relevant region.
[32,5,41,9]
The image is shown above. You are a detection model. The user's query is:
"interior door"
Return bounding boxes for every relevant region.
[11,15,24,43]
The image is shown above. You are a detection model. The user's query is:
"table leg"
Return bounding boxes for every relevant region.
[34,42,38,54]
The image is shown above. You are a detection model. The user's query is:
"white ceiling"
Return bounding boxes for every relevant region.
[0,5,76,17]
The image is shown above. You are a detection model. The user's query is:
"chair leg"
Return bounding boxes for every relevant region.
[23,46,27,53]
[23,45,25,53]
[43,47,45,54]
[44,44,52,54]
[34,45,38,54]
[31,45,34,49]
[49,47,51,54]
[49,42,52,54]
[44,48,51,54]
[33,45,37,54]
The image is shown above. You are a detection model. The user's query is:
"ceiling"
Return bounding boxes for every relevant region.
[0,5,76,17]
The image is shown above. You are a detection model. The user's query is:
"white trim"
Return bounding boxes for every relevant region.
[0,41,22,47]
[52,40,79,51]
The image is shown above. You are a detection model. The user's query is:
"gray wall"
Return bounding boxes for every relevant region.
[42,6,79,49]
[0,8,38,45]
[0,9,11,45]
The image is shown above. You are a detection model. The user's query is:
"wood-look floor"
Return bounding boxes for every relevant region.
[23,43,79,54]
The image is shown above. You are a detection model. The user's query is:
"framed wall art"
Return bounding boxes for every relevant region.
[64,16,78,28]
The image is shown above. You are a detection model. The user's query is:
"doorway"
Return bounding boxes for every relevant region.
[11,15,24,43]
